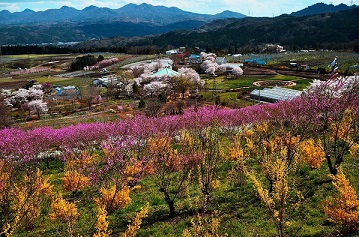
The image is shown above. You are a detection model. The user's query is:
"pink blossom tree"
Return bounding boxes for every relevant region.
[301,76,359,174]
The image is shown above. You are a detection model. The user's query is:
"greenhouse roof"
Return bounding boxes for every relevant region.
[250,86,302,103]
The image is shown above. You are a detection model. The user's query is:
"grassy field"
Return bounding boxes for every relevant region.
[249,51,359,73]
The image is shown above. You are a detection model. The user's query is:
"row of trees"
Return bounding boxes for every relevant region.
[1,85,48,121]
[1,75,359,236]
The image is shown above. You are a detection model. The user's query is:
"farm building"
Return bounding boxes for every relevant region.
[93,75,122,88]
[216,57,228,65]
[250,87,302,103]
[189,54,201,63]
[166,49,178,55]
[52,86,80,100]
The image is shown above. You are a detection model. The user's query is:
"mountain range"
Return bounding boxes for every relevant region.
[290,2,357,16]
[0,3,357,46]
[0,3,245,26]
[77,6,359,52]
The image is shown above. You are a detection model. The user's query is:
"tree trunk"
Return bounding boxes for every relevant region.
[326,154,338,175]
[163,192,175,218]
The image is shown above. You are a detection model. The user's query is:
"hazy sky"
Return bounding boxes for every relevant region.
[0,0,354,17]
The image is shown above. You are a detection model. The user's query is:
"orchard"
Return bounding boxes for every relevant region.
[1,75,359,236]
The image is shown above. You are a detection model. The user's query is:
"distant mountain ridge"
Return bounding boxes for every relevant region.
[0,3,246,26]
[76,7,359,51]
[0,2,358,46]
[290,2,357,16]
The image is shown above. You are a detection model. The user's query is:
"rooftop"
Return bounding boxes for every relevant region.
[250,86,302,103]
[152,67,180,78]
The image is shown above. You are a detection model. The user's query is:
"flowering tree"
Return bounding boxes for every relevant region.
[81,85,100,110]
[183,126,224,211]
[0,164,52,235]
[178,67,204,88]
[323,168,359,233]
[28,100,48,119]
[143,81,170,97]
[130,62,159,78]
[248,152,292,237]
[49,195,79,236]
[146,134,198,217]
[3,87,44,109]
[232,66,244,78]
[90,137,149,214]
[61,150,92,197]
[167,68,204,99]
[216,64,227,75]
[200,52,208,60]
[245,127,303,237]
[41,82,53,94]
[200,60,218,76]
[302,76,359,174]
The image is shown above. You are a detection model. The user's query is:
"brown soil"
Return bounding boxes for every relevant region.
[243,66,278,75]
[244,65,329,80]
[0,80,27,89]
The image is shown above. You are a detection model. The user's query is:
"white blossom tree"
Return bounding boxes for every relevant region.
[200,52,208,60]
[3,87,44,108]
[178,67,205,88]
[200,52,217,62]
[201,60,218,76]
[216,64,227,75]
[140,72,155,84]
[28,100,48,119]
[305,76,359,98]
[232,66,244,78]
[164,68,204,99]
[143,81,170,97]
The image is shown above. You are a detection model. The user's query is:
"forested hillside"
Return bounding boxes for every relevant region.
[77,7,359,52]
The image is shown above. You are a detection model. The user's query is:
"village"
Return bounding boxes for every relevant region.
[1,47,358,129]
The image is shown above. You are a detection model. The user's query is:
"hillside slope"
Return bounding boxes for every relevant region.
[77,7,359,50]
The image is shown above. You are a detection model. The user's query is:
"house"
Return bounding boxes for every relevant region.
[151,67,180,78]
[188,54,201,64]
[244,57,268,65]
[166,49,179,55]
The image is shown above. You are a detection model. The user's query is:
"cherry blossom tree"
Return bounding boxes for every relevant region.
[201,60,218,76]
[2,87,44,109]
[167,68,205,99]
[143,81,170,97]
[232,66,244,78]
[178,67,204,88]
[216,64,227,75]
[28,100,48,119]
[200,52,208,60]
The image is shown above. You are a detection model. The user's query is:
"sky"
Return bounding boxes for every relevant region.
[0,0,355,17]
